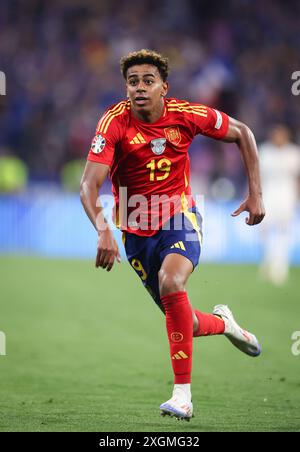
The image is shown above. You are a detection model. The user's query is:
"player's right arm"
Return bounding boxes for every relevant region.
[80,161,121,272]
[80,102,128,271]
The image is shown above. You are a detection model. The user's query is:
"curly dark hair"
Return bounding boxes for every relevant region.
[120,49,169,82]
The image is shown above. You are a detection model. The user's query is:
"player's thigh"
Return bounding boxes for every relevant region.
[157,211,202,295]
[123,233,164,312]
[130,257,164,312]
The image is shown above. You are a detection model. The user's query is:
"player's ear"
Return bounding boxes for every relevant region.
[125,78,130,98]
[161,81,169,97]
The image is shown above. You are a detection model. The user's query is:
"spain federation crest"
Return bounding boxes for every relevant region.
[150,138,166,155]
[91,134,106,154]
[164,126,181,146]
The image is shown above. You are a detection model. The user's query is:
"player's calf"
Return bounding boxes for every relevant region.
[193,310,225,337]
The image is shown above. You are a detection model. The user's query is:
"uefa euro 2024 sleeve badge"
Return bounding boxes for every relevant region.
[150,138,166,155]
[91,134,106,154]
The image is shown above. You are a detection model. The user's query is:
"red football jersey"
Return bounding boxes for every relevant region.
[87,98,229,236]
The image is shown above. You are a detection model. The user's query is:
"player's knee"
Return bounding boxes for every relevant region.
[158,269,185,296]
[193,312,199,335]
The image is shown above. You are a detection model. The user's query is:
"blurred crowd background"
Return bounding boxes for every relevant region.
[0,0,300,198]
[0,0,300,270]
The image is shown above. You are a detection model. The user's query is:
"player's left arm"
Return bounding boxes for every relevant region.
[223,117,265,226]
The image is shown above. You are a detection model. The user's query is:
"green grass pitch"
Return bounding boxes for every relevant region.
[0,256,300,432]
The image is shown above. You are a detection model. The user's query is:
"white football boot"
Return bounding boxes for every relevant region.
[160,387,193,421]
[213,305,261,357]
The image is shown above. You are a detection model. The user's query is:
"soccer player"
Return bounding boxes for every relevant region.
[259,125,300,285]
[80,50,265,421]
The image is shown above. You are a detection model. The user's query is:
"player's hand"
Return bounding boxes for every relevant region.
[95,228,121,271]
[231,195,265,226]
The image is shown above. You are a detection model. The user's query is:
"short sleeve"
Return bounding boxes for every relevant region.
[87,103,125,166]
[190,104,229,140]
[87,131,117,166]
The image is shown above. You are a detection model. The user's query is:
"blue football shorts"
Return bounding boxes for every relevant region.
[123,207,203,312]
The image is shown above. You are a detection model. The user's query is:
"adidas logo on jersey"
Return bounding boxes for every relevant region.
[130,133,146,144]
[170,241,186,251]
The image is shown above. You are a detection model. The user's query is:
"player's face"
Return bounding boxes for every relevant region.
[126,64,168,113]
[270,126,291,148]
